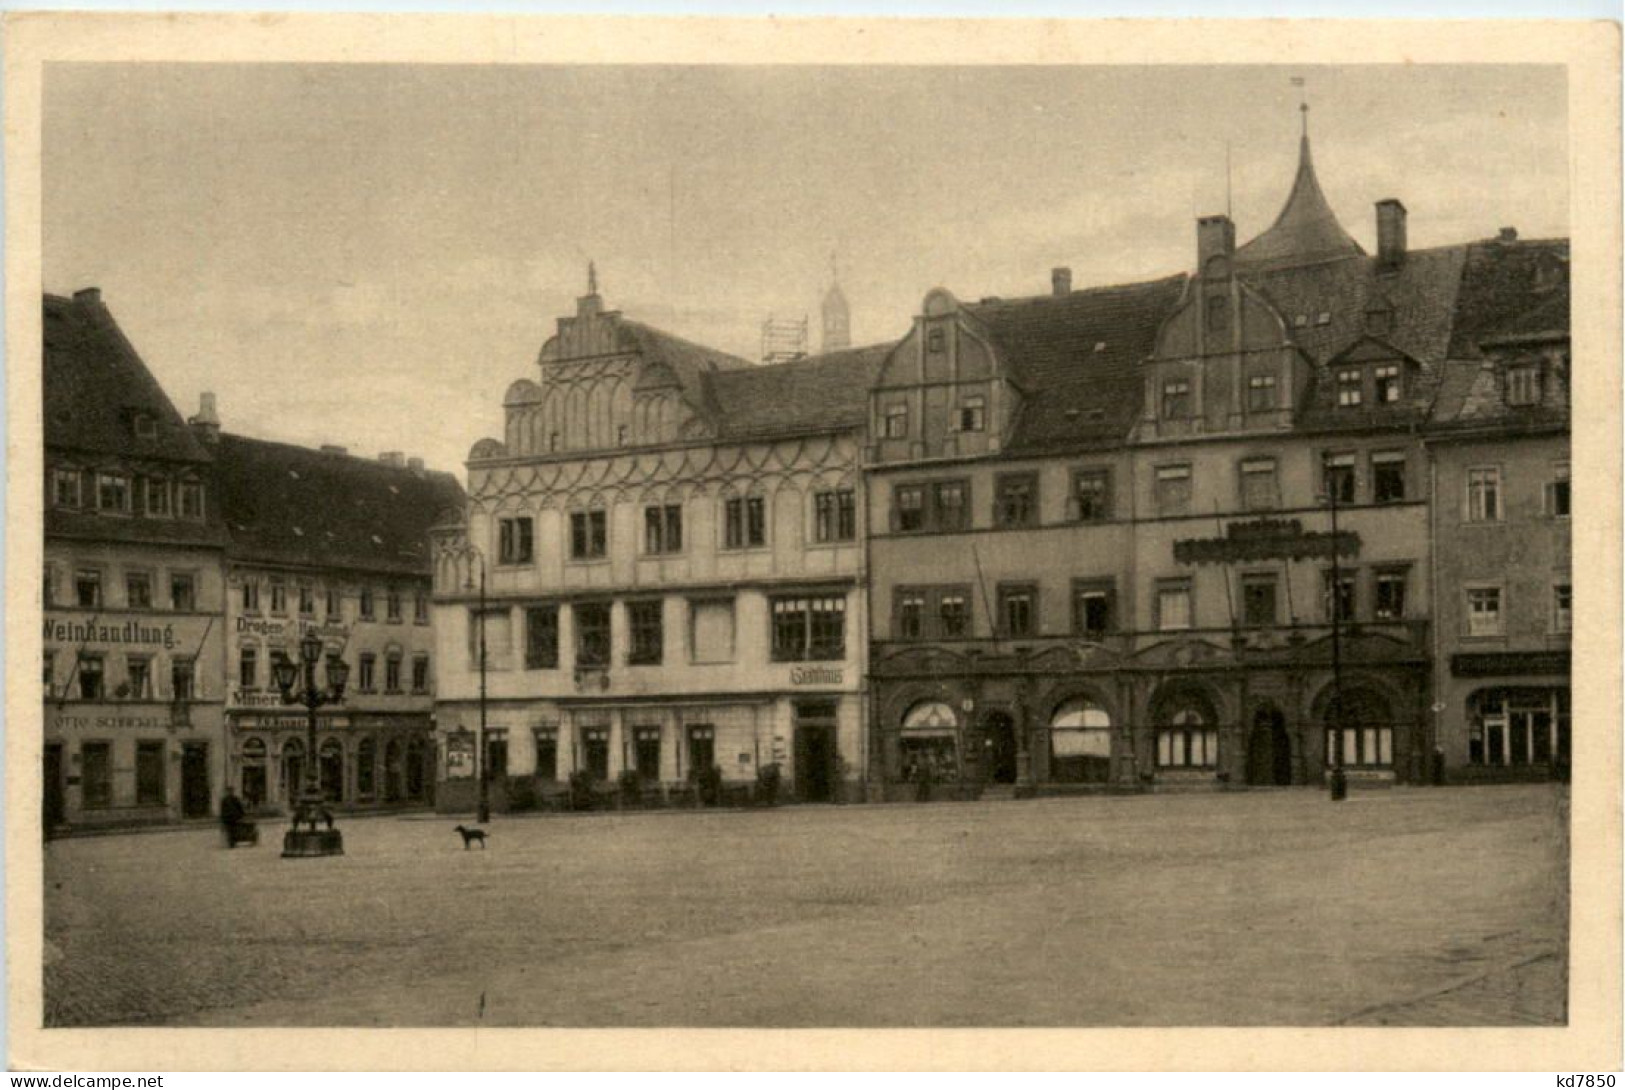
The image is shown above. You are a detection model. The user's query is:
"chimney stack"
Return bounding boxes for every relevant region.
[1498,226,1518,242]
[407,456,424,473]
[379,451,405,468]
[1051,267,1072,296]
[187,391,220,445]
[1196,215,1236,270]
[319,444,348,456]
[1376,200,1408,270]
[73,287,102,306]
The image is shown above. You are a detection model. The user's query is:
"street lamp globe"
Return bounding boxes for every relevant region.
[328,656,351,697]
[271,654,300,694]
[299,630,325,665]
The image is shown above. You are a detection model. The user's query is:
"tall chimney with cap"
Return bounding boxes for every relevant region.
[1376,199,1408,270]
[1196,215,1236,271]
[1051,267,1072,296]
[188,391,220,445]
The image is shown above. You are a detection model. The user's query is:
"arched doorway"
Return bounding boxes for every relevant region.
[983,711,1018,785]
[240,737,268,809]
[384,738,405,801]
[281,738,305,803]
[1246,704,1292,786]
[1152,685,1219,771]
[899,700,959,785]
[405,736,427,800]
[1050,697,1112,783]
[319,738,345,802]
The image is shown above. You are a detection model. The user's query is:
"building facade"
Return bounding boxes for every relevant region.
[433,279,887,809]
[1427,236,1571,781]
[212,427,465,813]
[865,130,1567,793]
[43,290,230,830]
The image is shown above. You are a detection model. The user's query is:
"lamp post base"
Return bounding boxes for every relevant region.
[282,828,345,857]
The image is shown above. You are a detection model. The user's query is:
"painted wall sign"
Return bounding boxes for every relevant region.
[232,713,351,731]
[790,665,844,685]
[44,616,190,650]
[1173,518,1361,565]
[52,714,172,732]
[234,616,350,642]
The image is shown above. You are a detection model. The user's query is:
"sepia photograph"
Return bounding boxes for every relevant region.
[5,13,1620,1074]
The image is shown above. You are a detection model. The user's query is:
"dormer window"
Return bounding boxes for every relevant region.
[52,468,81,509]
[1506,362,1543,407]
[1247,373,1278,412]
[1161,379,1191,419]
[1336,368,1363,407]
[883,404,909,439]
[95,471,130,513]
[129,412,157,440]
[1374,364,1403,404]
[178,480,204,520]
[957,396,985,433]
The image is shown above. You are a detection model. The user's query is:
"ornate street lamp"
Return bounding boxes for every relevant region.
[275,629,350,856]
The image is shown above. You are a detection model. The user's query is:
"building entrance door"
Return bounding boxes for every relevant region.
[181,743,211,818]
[793,701,839,803]
[43,743,65,834]
[985,712,1018,784]
[1246,707,1293,786]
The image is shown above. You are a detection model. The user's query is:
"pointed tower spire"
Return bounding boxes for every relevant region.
[821,251,850,353]
[587,260,598,296]
[1233,92,1364,272]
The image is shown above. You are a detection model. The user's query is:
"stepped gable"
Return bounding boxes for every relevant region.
[710,342,895,440]
[1233,135,1366,272]
[962,275,1189,453]
[215,434,465,575]
[44,292,211,465]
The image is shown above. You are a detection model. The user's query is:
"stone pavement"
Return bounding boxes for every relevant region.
[43,784,1568,1027]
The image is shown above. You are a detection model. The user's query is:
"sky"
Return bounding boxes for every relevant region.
[43,63,1568,475]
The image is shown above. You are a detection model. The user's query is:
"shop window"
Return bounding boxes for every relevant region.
[1155,464,1192,516]
[76,568,103,608]
[900,701,958,784]
[770,595,845,662]
[644,504,683,555]
[135,741,166,806]
[1327,726,1393,768]
[498,517,535,565]
[1158,708,1216,768]
[1467,467,1502,521]
[998,584,1037,638]
[1246,373,1278,412]
[723,495,766,549]
[574,602,611,668]
[1242,574,1278,627]
[1372,452,1407,503]
[1156,580,1192,631]
[81,742,112,809]
[633,727,662,781]
[126,571,152,609]
[1239,458,1278,512]
[1072,468,1112,521]
[1468,690,1569,767]
[814,489,856,543]
[994,473,1038,529]
[1050,698,1112,784]
[569,510,608,560]
[356,738,377,797]
[1466,586,1504,637]
[1374,569,1409,621]
[533,729,559,781]
[525,605,559,669]
[628,600,664,665]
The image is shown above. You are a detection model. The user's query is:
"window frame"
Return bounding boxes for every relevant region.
[95,471,131,515]
[125,570,153,610]
[574,601,612,668]
[1466,466,1503,523]
[882,403,910,439]
[993,471,1039,530]
[1154,463,1193,518]
[569,509,609,561]
[813,488,857,543]
[1505,362,1543,406]
[1546,461,1571,519]
[769,594,847,662]
[1071,579,1116,640]
[1464,584,1506,639]
[75,567,104,609]
[1240,571,1279,628]
[497,516,536,566]
[1335,367,1364,408]
[1373,363,1403,404]
[627,599,665,666]
[1161,377,1192,420]
[1238,456,1279,513]
[1322,452,1357,506]
[169,572,196,612]
[1155,578,1193,632]
[956,395,986,433]
[1071,467,1113,522]
[1245,372,1278,412]
[642,502,684,556]
[524,604,560,670]
[1371,451,1408,504]
[52,467,82,509]
[1322,566,1359,624]
[1552,582,1573,634]
[1373,565,1409,622]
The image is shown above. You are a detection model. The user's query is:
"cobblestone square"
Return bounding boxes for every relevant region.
[44,785,1567,1027]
